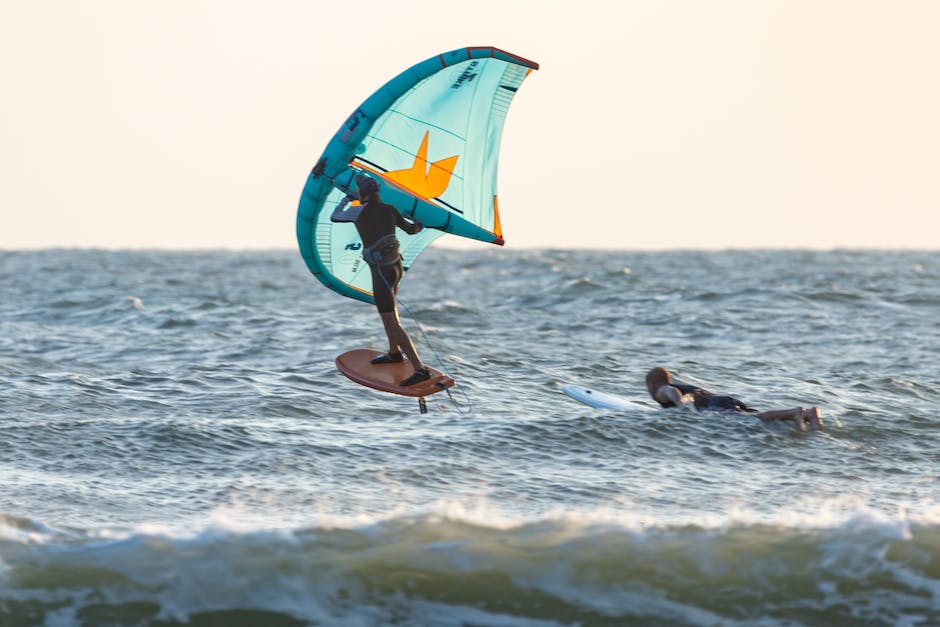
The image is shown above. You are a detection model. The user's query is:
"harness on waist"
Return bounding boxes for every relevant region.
[362,234,401,267]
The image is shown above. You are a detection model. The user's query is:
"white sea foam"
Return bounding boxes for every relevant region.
[2,500,939,626]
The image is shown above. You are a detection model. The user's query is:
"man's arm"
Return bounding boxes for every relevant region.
[330,195,363,223]
[395,211,424,235]
[655,385,695,410]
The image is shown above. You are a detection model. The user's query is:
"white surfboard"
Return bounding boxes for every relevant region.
[561,384,649,411]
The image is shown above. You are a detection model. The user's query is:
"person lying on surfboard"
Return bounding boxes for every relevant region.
[645,367,824,431]
[350,175,431,387]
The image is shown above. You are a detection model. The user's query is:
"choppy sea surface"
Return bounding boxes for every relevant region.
[2,248,939,626]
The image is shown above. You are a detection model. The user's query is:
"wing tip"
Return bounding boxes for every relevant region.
[465,46,539,71]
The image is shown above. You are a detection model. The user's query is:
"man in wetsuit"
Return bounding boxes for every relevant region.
[348,175,430,387]
[645,367,823,431]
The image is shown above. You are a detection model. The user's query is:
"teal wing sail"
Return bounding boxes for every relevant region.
[296,46,538,304]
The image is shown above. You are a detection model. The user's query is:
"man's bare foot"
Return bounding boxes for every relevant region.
[803,407,824,430]
[793,408,807,432]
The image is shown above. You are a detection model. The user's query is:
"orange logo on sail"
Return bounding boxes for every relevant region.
[382,132,458,200]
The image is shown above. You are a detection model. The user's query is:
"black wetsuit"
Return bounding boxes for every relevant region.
[657,383,756,413]
[353,201,414,314]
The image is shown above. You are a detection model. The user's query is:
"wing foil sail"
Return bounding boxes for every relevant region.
[297,46,537,304]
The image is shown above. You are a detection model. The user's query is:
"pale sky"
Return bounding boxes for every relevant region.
[2,0,939,250]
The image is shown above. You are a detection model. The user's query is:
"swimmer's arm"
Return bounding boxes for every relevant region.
[330,194,361,222]
[656,385,696,410]
[394,211,424,235]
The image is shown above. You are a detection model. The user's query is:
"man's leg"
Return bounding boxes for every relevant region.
[755,407,823,431]
[373,265,403,357]
[380,310,424,372]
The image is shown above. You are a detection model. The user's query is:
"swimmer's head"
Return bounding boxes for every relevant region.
[645,367,671,396]
[355,175,379,201]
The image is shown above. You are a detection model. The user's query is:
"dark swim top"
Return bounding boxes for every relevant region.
[354,201,412,249]
[658,383,756,413]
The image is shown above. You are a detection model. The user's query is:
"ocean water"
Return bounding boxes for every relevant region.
[1,248,939,626]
